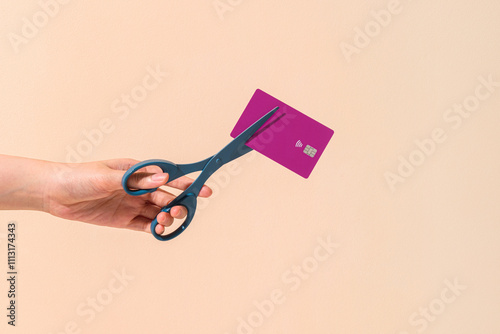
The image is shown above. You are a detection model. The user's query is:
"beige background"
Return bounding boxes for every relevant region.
[1,1,499,333]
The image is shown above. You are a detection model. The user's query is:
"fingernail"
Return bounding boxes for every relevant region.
[152,173,167,182]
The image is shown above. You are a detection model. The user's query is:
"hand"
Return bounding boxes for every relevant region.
[43,158,212,235]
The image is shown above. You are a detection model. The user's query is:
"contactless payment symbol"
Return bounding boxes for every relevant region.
[303,145,317,158]
[295,140,303,148]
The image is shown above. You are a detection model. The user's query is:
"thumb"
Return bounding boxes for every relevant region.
[122,172,169,192]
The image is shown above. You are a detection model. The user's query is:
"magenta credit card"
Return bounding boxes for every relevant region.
[231,89,334,178]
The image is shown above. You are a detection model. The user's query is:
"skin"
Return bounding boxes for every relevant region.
[0,155,212,235]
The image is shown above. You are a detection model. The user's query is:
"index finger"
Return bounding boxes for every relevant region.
[166,176,213,198]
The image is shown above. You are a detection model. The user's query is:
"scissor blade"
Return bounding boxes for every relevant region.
[184,106,279,194]
[236,106,280,144]
[218,106,279,163]
[247,112,287,142]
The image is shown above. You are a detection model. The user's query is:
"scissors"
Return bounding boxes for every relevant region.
[121,106,279,241]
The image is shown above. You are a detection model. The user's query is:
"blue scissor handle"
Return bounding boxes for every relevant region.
[149,192,198,241]
[121,159,185,196]
[121,158,207,240]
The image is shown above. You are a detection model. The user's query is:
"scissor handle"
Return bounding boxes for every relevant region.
[150,192,198,241]
[121,159,182,196]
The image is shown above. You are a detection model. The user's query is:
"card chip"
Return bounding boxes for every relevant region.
[303,145,317,158]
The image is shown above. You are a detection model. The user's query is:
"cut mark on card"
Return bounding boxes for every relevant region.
[248,112,286,142]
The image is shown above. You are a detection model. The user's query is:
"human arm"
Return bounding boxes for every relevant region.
[0,155,212,234]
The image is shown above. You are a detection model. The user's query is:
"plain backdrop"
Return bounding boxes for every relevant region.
[1,1,499,333]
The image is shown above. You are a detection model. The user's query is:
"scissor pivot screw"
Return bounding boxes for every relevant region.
[216,158,222,164]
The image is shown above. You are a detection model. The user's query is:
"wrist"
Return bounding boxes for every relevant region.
[40,161,75,214]
[20,158,56,212]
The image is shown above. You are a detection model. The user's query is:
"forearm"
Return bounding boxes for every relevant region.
[0,155,54,212]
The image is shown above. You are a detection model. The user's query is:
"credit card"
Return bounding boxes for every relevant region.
[231,89,334,178]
